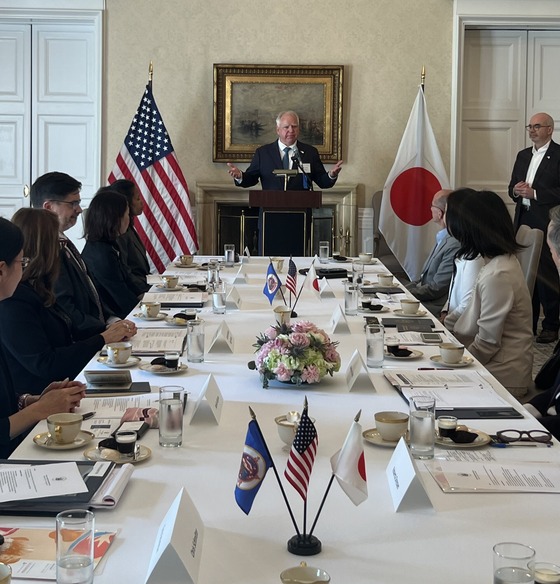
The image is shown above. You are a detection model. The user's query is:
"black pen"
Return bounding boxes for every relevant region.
[418,367,453,371]
[82,412,95,421]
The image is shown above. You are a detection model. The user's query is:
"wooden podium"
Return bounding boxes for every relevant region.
[249,190,322,256]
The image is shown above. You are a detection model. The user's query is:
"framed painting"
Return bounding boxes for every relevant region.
[213,64,343,163]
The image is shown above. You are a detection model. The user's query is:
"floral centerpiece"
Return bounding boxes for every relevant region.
[248,320,341,388]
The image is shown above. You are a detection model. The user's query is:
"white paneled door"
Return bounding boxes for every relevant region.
[0,17,100,219]
[459,29,560,206]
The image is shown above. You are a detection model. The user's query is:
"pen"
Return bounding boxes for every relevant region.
[418,368,453,371]
[490,442,539,448]
[82,412,95,421]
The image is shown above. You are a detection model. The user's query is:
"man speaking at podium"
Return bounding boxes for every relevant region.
[227,110,343,190]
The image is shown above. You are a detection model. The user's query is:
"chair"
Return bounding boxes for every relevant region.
[515,225,544,295]
[371,190,409,281]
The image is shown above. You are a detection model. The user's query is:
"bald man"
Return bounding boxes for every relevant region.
[406,189,460,316]
[508,112,560,343]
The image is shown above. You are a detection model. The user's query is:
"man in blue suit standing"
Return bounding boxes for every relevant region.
[227,110,343,190]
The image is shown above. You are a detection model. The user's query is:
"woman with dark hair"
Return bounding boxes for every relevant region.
[0,216,88,457]
[0,209,136,396]
[82,190,143,318]
[98,180,150,294]
[444,189,533,397]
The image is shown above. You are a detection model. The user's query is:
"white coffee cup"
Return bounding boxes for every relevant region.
[106,341,133,364]
[271,257,284,273]
[439,342,465,364]
[140,301,161,318]
[162,275,179,289]
[401,299,420,315]
[378,274,394,286]
[374,411,409,441]
[0,562,11,584]
[274,305,291,326]
[47,412,82,445]
[359,252,372,263]
[179,254,193,266]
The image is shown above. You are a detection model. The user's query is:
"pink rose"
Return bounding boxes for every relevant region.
[292,321,315,333]
[275,363,293,381]
[301,365,321,383]
[325,345,340,363]
[265,326,277,340]
[289,332,310,347]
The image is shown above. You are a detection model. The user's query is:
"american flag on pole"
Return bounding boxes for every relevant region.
[284,404,318,500]
[108,82,198,273]
[286,258,298,296]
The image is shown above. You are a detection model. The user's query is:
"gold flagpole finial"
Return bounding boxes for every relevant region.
[354,409,362,423]
[421,65,425,92]
[148,61,153,84]
[248,406,256,420]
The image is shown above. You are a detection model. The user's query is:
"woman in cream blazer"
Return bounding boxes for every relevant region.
[444,189,533,398]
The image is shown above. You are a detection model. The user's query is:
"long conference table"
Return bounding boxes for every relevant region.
[9,256,560,583]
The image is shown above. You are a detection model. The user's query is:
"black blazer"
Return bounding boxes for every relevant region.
[238,141,336,191]
[508,140,560,231]
[82,240,141,319]
[0,283,105,395]
[117,224,151,295]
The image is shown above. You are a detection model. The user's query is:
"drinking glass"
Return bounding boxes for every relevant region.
[352,260,365,285]
[530,562,560,584]
[56,509,95,584]
[319,240,330,264]
[224,243,235,267]
[366,324,384,368]
[493,542,535,584]
[212,282,227,314]
[344,280,358,315]
[409,395,436,459]
[159,386,185,447]
[186,319,205,362]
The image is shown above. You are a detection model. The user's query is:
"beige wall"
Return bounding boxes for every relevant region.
[103,0,453,207]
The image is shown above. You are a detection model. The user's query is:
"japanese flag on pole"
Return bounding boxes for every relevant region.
[379,86,450,281]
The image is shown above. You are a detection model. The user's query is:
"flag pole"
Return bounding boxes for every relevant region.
[421,65,425,92]
[308,410,361,537]
[249,407,301,537]
[148,61,153,85]
[291,257,316,314]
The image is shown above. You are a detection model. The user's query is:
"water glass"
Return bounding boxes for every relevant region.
[207,260,220,288]
[409,395,435,459]
[224,243,235,267]
[56,509,95,584]
[319,240,330,263]
[159,386,185,447]
[186,319,205,362]
[212,282,227,314]
[344,280,358,315]
[352,260,365,285]
[493,542,535,584]
[366,324,384,368]
[530,562,560,584]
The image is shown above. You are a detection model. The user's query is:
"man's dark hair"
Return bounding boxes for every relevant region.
[30,172,82,208]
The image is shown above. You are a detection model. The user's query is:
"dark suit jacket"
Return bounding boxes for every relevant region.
[0,349,21,458]
[0,283,105,395]
[237,141,336,191]
[508,140,560,231]
[117,223,151,295]
[82,240,141,319]
[55,244,108,339]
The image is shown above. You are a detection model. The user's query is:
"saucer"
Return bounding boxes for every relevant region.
[384,349,423,360]
[430,355,474,368]
[355,258,377,265]
[155,284,183,292]
[97,356,141,369]
[139,362,188,375]
[173,262,200,269]
[362,428,407,448]
[84,444,152,464]
[33,430,95,450]
[436,428,491,449]
[393,309,428,317]
[164,316,190,327]
[133,312,167,321]
[359,306,390,314]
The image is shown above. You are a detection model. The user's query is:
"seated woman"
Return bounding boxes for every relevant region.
[444,189,533,398]
[98,181,151,294]
[442,256,485,328]
[0,209,136,395]
[82,190,143,319]
[0,216,87,458]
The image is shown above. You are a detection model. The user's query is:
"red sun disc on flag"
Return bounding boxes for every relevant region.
[390,167,442,226]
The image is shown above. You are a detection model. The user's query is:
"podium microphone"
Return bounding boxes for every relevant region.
[291,147,313,191]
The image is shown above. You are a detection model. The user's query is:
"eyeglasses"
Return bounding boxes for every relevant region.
[525,124,551,131]
[47,199,82,209]
[495,429,552,444]
[15,257,30,269]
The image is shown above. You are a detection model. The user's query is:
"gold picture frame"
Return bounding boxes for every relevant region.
[213,64,343,163]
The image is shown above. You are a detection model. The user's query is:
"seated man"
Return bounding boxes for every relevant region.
[406,189,460,315]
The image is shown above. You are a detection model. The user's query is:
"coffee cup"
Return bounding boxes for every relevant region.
[378,274,394,286]
[401,298,420,315]
[437,416,458,438]
[162,275,179,289]
[359,252,372,263]
[274,305,292,326]
[439,342,465,364]
[374,411,409,441]
[179,254,193,266]
[271,257,284,273]
[47,412,82,445]
[280,562,330,584]
[115,430,137,458]
[0,562,11,584]
[106,341,133,364]
[140,301,161,318]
